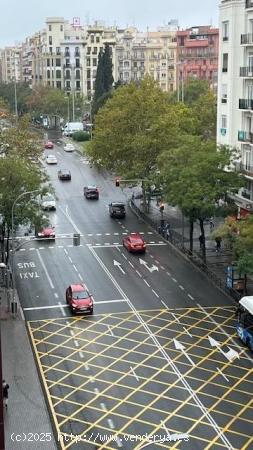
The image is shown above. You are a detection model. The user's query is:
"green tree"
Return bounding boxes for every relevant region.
[26,86,68,119]
[192,90,217,140]
[158,138,241,261]
[169,78,210,105]
[92,44,114,116]
[87,76,168,178]
[103,43,114,92]
[0,82,31,115]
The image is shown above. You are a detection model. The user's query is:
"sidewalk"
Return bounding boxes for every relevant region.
[0,288,57,450]
[132,197,253,298]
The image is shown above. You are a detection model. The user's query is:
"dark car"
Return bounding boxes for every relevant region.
[109,202,126,218]
[83,185,99,200]
[66,283,93,314]
[58,169,71,181]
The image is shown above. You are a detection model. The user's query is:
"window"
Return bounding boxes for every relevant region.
[65,70,70,79]
[87,58,90,66]
[96,36,100,43]
[75,59,80,68]
[92,47,98,54]
[133,62,137,68]
[221,84,227,103]
[49,36,52,45]
[87,47,91,55]
[76,81,80,90]
[75,47,80,56]
[221,114,227,129]
[222,53,228,72]
[124,61,129,67]
[76,69,80,79]
[87,69,91,78]
[56,81,61,89]
[91,35,95,43]
[222,21,229,41]
[65,47,70,57]
[47,58,50,67]
[65,81,70,89]
[60,25,63,32]
[49,25,52,31]
[47,70,50,79]
[56,59,61,67]
[92,58,97,66]
[92,69,97,77]
[56,70,61,79]
[56,47,61,55]
[65,58,70,68]
[49,47,53,55]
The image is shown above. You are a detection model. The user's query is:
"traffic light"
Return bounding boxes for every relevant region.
[115,177,120,187]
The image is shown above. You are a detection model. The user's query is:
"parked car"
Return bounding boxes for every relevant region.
[58,169,71,181]
[44,140,54,149]
[109,202,126,218]
[41,194,56,211]
[35,226,55,239]
[46,154,57,164]
[83,185,99,200]
[123,233,146,253]
[66,283,93,314]
[63,143,75,152]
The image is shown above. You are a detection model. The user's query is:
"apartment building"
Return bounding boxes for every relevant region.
[115,26,177,91]
[1,45,22,83]
[176,26,219,92]
[217,0,253,215]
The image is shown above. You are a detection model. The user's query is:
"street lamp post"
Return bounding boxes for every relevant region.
[11,189,40,316]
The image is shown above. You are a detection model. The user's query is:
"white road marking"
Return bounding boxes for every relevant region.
[152,289,159,298]
[88,233,93,236]
[96,233,102,236]
[23,299,127,310]
[87,247,234,448]
[64,248,68,255]
[70,330,74,336]
[79,351,84,358]
[36,249,55,289]
[108,419,115,429]
[160,265,165,270]
[38,247,45,250]
[108,326,114,336]
[85,365,89,371]
[105,233,111,235]
[144,280,150,287]
[78,273,83,281]
[113,233,119,235]
[68,257,73,263]
[130,366,139,382]
[188,294,194,301]
[217,367,230,383]
[172,277,177,283]
[166,271,171,276]
[74,340,79,347]
[57,245,64,248]
[135,270,142,277]
[73,265,78,272]
[171,312,180,323]
[20,248,25,251]
[161,300,167,309]
[179,285,185,291]
[128,261,134,268]
[54,293,59,298]
[183,327,193,338]
[100,403,107,412]
[94,387,99,394]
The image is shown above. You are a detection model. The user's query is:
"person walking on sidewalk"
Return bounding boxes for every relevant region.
[209,218,214,232]
[215,236,222,253]
[3,380,9,409]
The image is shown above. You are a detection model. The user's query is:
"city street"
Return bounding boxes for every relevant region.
[13,142,253,449]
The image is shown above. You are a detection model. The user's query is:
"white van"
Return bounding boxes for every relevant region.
[62,122,83,137]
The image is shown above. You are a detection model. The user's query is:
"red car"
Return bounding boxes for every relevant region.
[36,226,55,239]
[44,140,54,149]
[66,283,93,314]
[123,233,146,253]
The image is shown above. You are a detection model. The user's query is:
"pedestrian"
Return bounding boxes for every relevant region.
[2,380,9,409]
[164,222,171,240]
[209,218,214,231]
[199,234,204,250]
[215,236,222,253]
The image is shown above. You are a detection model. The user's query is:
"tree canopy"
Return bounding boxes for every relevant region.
[92,44,114,116]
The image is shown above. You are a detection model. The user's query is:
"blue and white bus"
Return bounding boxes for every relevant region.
[237,296,253,351]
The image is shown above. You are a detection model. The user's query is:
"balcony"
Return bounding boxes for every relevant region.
[239,98,253,110]
[240,66,253,77]
[246,0,253,8]
[238,130,253,143]
[241,33,253,45]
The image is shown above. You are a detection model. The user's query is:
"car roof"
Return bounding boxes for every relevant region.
[60,169,70,173]
[129,233,143,240]
[85,185,98,189]
[70,283,87,291]
[111,202,125,206]
[47,154,56,158]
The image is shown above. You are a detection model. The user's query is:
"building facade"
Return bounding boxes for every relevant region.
[176,26,219,92]
[217,0,253,215]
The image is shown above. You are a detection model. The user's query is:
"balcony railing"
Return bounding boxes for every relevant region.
[239,98,253,110]
[235,162,253,179]
[238,130,253,142]
[240,66,253,77]
[241,33,253,44]
[246,0,253,8]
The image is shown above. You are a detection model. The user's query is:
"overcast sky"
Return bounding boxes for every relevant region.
[0,0,219,47]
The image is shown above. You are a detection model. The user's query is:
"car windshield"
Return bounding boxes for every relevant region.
[43,195,54,201]
[113,205,125,210]
[73,290,90,300]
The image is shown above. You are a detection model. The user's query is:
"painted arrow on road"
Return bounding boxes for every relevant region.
[174,339,195,366]
[139,258,159,273]
[208,336,240,362]
[113,260,125,274]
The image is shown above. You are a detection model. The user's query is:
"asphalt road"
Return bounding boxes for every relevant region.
[13,140,253,450]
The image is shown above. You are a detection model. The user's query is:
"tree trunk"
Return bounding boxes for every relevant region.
[189,218,194,254]
[199,218,206,264]
[142,180,148,213]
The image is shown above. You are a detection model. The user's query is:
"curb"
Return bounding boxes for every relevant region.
[129,200,236,304]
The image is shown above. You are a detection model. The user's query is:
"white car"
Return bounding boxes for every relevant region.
[41,194,56,211]
[46,154,57,164]
[64,143,75,152]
